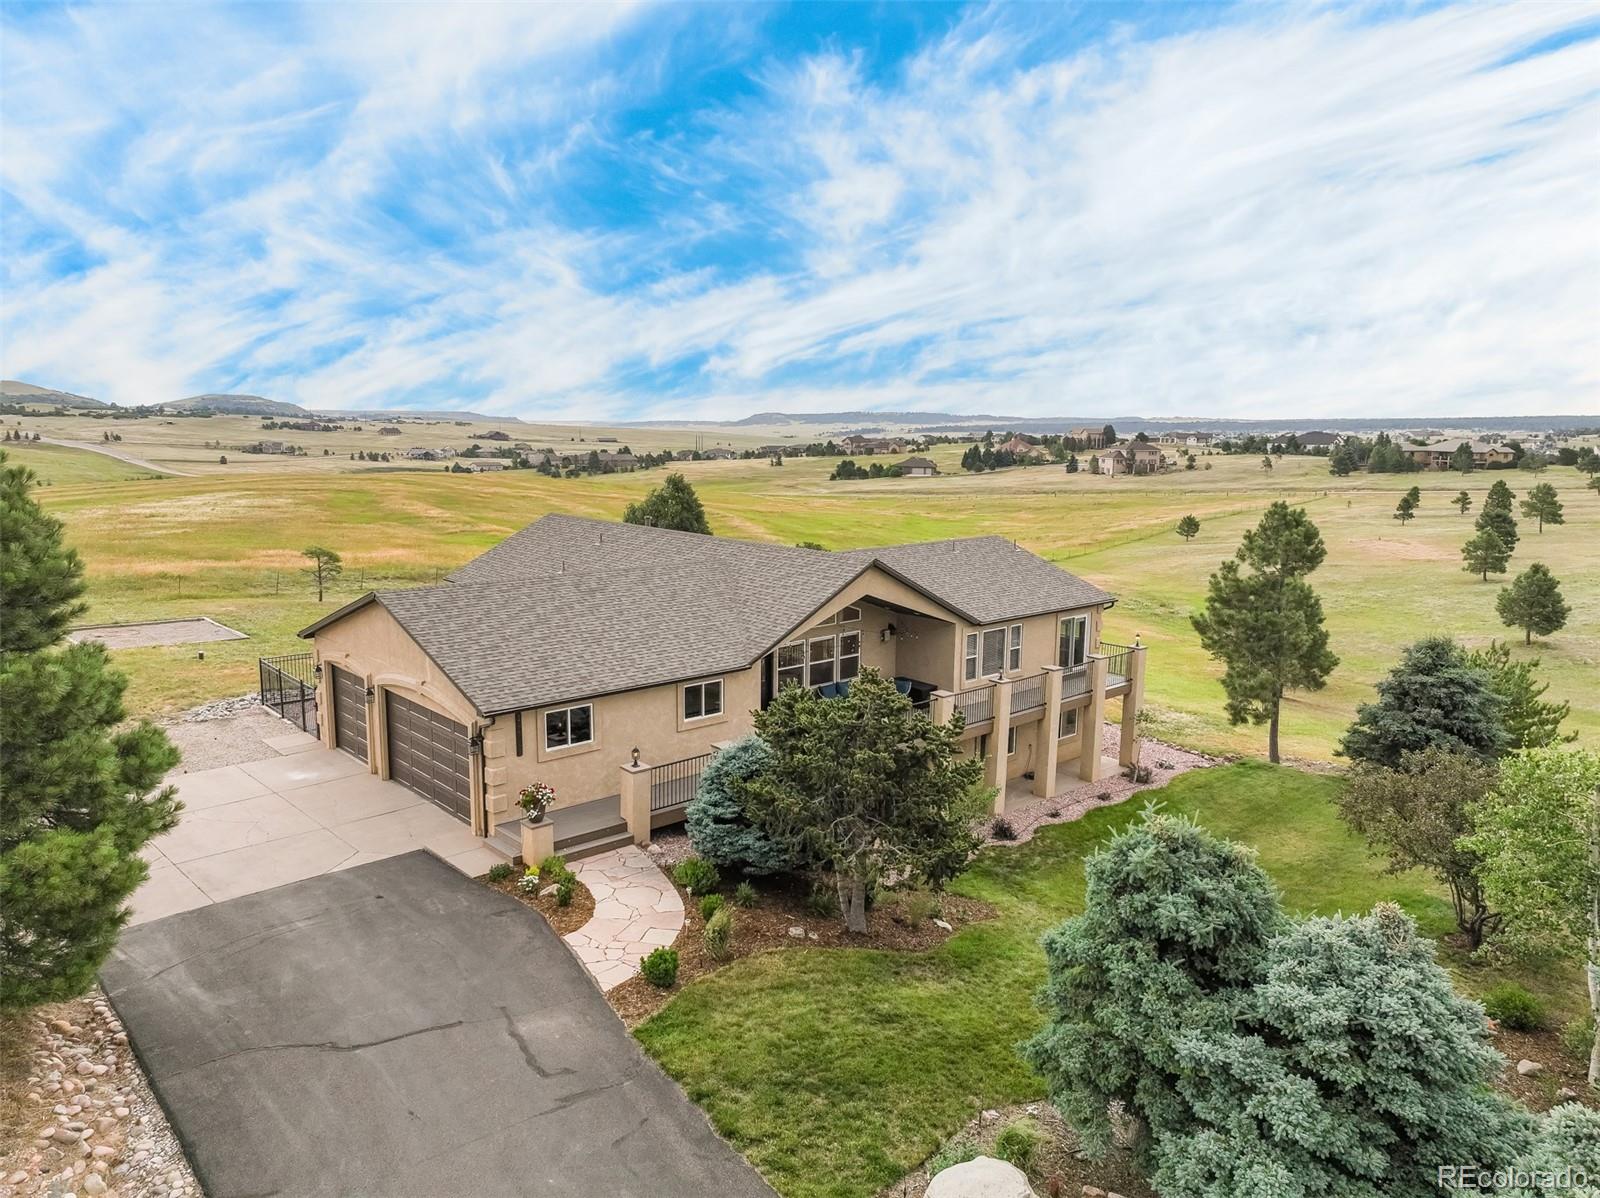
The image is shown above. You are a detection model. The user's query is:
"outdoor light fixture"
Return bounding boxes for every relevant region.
[364,685,375,701]
[468,733,484,753]
[631,746,640,767]
[312,662,322,678]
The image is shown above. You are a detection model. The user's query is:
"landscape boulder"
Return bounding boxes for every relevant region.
[926,1155,1036,1198]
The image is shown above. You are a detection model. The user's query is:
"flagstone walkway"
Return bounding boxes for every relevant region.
[562,847,685,991]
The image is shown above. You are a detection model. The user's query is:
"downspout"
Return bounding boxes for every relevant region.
[473,714,498,838]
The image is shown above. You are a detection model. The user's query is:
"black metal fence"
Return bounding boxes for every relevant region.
[650,750,715,812]
[260,653,317,735]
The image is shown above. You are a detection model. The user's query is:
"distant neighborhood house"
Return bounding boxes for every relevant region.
[1096,442,1167,476]
[1069,426,1110,449]
[1404,440,1516,470]
[898,456,939,477]
[996,435,1049,462]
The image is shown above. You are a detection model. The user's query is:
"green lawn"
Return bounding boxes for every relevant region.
[3,441,164,485]
[633,762,1577,1198]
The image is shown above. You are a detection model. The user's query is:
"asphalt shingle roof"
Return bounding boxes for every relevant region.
[303,514,1113,715]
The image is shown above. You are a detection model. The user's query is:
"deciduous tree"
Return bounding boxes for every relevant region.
[742,669,986,932]
[1340,637,1504,767]
[0,454,180,1009]
[1462,747,1600,1085]
[1337,747,1499,947]
[1496,562,1569,644]
[1191,503,1337,762]
[621,472,712,534]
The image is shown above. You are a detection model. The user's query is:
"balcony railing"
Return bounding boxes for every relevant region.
[1100,642,1134,688]
[953,685,994,726]
[1011,672,1046,714]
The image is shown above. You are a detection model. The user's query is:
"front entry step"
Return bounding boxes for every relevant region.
[483,821,634,866]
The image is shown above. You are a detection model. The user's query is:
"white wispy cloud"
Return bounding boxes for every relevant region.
[1,2,1596,419]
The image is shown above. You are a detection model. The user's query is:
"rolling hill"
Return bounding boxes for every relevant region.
[1,379,110,409]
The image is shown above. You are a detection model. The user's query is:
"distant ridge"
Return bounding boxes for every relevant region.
[168,393,309,416]
[1,379,110,409]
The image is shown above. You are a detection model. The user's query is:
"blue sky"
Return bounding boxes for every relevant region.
[2,2,1597,420]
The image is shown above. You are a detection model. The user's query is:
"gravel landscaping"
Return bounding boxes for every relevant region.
[0,991,200,1198]
[157,697,299,773]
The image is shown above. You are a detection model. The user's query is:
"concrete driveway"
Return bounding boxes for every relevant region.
[134,742,503,925]
[103,852,772,1198]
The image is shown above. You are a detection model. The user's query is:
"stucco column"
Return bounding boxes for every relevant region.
[930,689,955,727]
[520,818,554,867]
[1033,665,1064,798]
[1119,644,1149,769]
[620,760,652,847]
[1077,654,1110,782]
[987,677,1013,813]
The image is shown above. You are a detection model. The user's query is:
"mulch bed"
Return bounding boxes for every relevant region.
[877,1102,1156,1198]
[608,872,997,1026]
[485,872,595,937]
[1490,1025,1597,1112]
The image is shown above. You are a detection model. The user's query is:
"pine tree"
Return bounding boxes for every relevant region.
[1393,494,1416,524]
[684,736,793,876]
[1340,637,1504,767]
[1496,563,1569,644]
[1175,514,1200,542]
[1452,489,1472,516]
[1475,502,1518,554]
[1485,479,1515,512]
[301,546,342,602]
[1,454,180,1009]
[1259,455,1272,472]
[1519,482,1563,532]
[1191,503,1337,762]
[1461,528,1509,581]
[1467,641,1572,750]
[622,473,712,533]
[1449,442,1476,472]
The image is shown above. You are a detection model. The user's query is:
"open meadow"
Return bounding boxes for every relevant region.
[8,426,1597,761]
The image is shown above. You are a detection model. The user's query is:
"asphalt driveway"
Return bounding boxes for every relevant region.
[102,851,772,1198]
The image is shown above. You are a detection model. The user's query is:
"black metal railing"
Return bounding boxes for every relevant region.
[259,653,317,734]
[1011,672,1046,713]
[954,685,994,726]
[1100,642,1134,687]
[650,750,715,812]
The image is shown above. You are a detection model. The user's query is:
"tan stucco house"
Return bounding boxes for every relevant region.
[297,515,1147,862]
[1403,440,1516,470]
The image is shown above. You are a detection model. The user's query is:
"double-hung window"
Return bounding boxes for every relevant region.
[1008,624,1022,671]
[807,636,837,687]
[964,633,980,681]
[684,680,723,721]
[838,631,861,680]
[1059,615,1088,671]
[544,703,593,751]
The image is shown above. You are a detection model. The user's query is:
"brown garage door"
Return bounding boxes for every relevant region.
[330,665,368,762]
[385,692,472,821]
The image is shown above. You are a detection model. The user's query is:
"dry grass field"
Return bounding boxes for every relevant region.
[8,421,1596,762]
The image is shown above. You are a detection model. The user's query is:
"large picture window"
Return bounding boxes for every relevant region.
[544,704,593,750]
[684,680,723,721]
[1059,614,1088,671]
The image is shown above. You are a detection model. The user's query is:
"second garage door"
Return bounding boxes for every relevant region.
[386,692,472,822]
[330,665,368,763]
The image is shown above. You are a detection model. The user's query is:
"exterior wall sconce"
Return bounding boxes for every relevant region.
[631,746,641,767]
[880,623,898,643]
[312,662,322,678]
[468,733,484,753]
[364,685,375,701]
